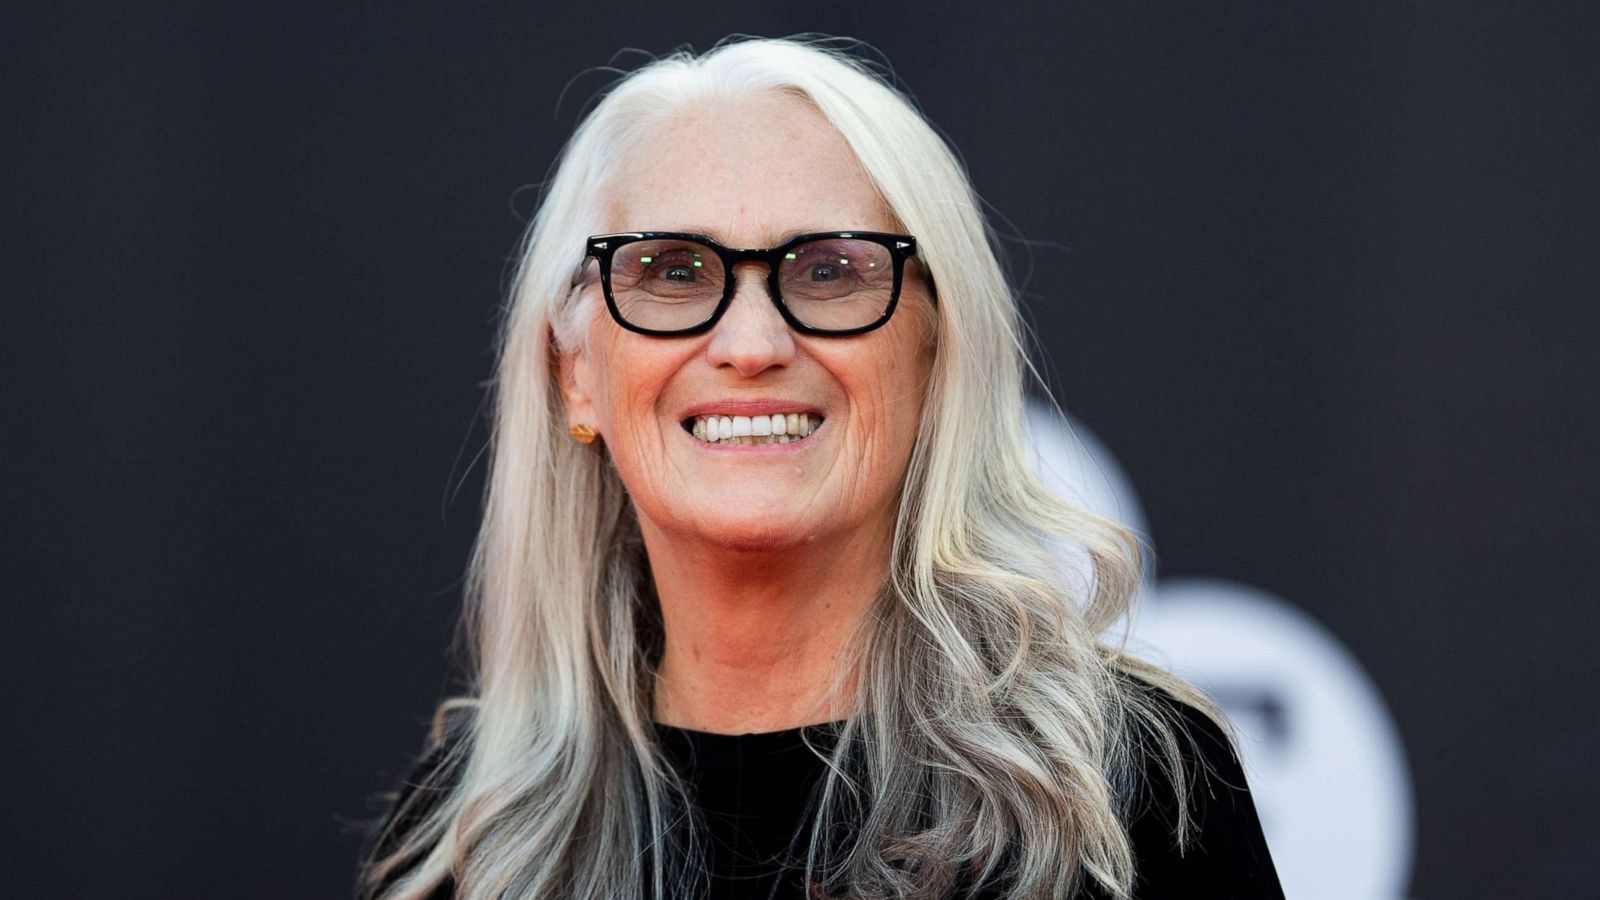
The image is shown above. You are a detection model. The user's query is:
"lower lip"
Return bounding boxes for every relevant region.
[680,420,825,453]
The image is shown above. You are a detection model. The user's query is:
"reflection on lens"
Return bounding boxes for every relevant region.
[611,238,725,331]
[779,238,895,330]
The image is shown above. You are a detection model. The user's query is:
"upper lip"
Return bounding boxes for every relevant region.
[679,399,826,420]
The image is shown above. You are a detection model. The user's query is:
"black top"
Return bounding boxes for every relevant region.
[359,692,1284,899]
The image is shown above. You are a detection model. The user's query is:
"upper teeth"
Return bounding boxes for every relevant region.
[689,413,821,444]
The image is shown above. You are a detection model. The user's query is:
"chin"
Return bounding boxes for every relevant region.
[691,515,814,551]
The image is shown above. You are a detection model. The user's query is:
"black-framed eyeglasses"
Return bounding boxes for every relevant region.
[579,231,922,337]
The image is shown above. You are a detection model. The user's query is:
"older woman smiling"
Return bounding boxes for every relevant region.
[562,89,937,735]
[360,36,1282,900]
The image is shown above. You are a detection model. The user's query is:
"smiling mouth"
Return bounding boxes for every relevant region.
[682,412,825,446]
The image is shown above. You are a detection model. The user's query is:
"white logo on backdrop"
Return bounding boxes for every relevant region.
[1023,400,1415,900]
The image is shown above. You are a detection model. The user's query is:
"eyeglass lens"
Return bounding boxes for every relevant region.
[608,236,896,332]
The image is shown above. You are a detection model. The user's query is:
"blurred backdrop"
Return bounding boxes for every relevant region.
[3,2,1595,898]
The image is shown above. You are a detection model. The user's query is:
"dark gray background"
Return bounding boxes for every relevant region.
[4,2,1594,897]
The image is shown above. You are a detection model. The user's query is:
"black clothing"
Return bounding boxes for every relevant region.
[359,690,1283,899]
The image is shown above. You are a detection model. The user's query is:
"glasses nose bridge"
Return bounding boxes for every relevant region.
[708,252,794,346]
[719,247,784,314]
[724,246,779,279]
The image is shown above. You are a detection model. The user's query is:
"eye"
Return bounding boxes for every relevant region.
[807,262,844,282]
[635,248,705,285]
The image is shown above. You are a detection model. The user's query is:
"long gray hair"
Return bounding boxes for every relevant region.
[362,34,1224,900]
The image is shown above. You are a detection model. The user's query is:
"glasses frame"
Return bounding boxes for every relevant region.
[581,230,921,337]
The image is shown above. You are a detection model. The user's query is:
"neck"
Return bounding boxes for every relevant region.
[641,514,891,735]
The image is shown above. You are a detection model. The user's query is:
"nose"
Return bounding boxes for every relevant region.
[703,263,795,376]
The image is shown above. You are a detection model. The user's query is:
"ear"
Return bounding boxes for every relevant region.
[555,337,600,436]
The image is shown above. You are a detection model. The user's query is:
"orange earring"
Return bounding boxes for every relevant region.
[568,424,598,444]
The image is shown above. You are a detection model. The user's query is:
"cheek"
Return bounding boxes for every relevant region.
[877,322,935,419]
[881,344,935,464]
[845,348,932,473]
[581,330,642,422]
[585,338,689,458]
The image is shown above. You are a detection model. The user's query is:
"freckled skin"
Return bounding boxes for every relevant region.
[557,92,936,731]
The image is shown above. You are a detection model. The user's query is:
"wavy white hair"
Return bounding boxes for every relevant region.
[362,34,1223,900]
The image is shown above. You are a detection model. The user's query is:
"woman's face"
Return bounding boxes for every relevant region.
[559,91,936,553]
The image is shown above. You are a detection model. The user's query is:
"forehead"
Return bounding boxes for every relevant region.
[605,91,899,245]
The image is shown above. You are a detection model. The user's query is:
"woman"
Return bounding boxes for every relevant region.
[359,36,1283,900]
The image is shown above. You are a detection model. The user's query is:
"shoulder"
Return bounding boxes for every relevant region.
[1118,680,1286,899]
